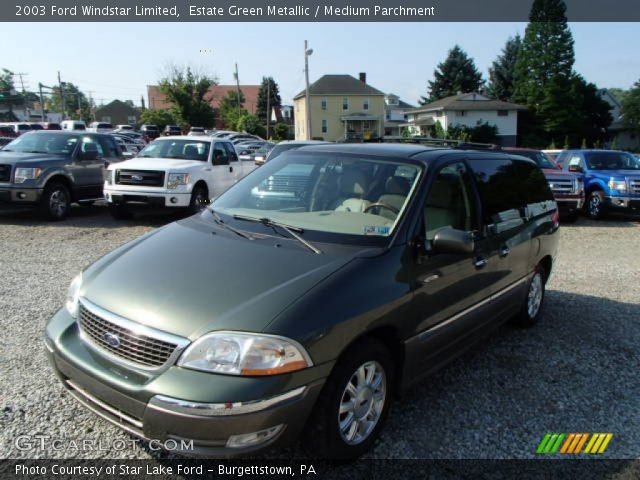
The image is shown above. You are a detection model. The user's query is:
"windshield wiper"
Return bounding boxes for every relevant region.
[209,209,254,240]
[232,214,322,254]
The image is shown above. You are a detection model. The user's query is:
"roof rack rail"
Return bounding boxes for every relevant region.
[383,137,502,151]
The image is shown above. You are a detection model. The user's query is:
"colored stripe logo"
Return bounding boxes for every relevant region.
[537,433,613,454]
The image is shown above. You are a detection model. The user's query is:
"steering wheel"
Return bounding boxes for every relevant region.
[364,202,400,215]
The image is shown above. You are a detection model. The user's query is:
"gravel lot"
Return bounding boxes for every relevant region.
[1,205,639,461]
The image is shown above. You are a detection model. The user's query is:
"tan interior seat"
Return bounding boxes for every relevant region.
[377,176,410,220]
[424,179,459,239]
[334,168,371,213]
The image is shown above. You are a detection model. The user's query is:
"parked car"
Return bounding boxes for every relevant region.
[265,140,332,163]
[140,124,160,142]
[88,122,114,133]
[1,123,32,136]
[163,125,182,136]
[43,122,62,130]
[252,144,275,165]
[0,125,17,138]
[110,134,141,157]
[46,143,558,458]
[28,123,44,131]
[504,148,584,221]
[115,124,134,131]
[542,149,563,161]
[0,137,13,149]
[188,126,206,136]
[61,120,87,131]
[0,131,124,219]
[228,133,261,144]
[103,136,257,219]
[211,130,237,138]
[235,141,272,161]
[555,149,640,219]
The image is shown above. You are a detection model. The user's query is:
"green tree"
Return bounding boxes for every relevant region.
[159,66,217,127]
[49,82,91,122]
[622,80,640,135]
[272,123,290,141]
[139,108,178,130]
[0,69,22,118]
[421,45,484,104]
[256,77,282,124]
[218,90,247,130]
[237,113,266,137]
[487,35,521,101]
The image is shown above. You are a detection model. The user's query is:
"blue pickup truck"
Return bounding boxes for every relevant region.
[555,149,640,219]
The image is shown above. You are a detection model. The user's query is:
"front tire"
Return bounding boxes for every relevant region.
[188,184,209,215]
[40,182,71,221]
[306,338,394,459]
[587,191,606,220]
[513,266,546,327]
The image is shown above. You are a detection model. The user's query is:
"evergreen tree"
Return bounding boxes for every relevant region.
[420,45,484,104]
[487,35,521,101]
[256,77,282,124]
[622,79,640,135]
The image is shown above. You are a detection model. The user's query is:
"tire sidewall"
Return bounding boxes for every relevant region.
[189,185,208,214]
[42,183,70,220]
[587,191,605,220]
[521,267,546,326]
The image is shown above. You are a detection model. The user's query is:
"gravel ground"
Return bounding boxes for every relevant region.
[1,205,639,462]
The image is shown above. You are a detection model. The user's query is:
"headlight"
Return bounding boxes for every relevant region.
[105,170,114,185]
[608,179,627,191]
[65,273,82,318]
[167,173,190,189]
[178,331,312,376]
[14,167,42,184]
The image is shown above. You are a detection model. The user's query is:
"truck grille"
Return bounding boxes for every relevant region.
[629,179,640,195]
[78,303,178,368]
[547,178,575,194]
[116,170,165,187]
[0,164,11,182]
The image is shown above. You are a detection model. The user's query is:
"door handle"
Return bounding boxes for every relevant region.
[229,166,233,173]
[474,257,489,269]
[499,246,511,257]
[204,168,211,171]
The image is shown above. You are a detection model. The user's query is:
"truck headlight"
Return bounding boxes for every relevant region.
[14,167,42,184]
[167,173,190,189]
[65,273,82,318]
[105,170,114,185]
[608,179,627,191]
[178,331,312,376]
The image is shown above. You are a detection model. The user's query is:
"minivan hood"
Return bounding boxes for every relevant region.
[81,214,355,340]
[111,157,206,172]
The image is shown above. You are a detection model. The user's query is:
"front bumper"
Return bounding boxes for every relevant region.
[44,308,327,457]
[104,187,191,208]
[0,184,43,208]
[604,196,640,210]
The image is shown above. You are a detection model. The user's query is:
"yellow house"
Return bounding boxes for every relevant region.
[293,73,385,142]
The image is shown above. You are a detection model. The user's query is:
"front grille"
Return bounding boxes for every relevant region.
[0,164,11,182]
[116,169,165,187]
[547,178,575,194]
[78,304,178,368]
[629,179,640,195]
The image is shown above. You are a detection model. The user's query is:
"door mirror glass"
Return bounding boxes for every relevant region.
[431,227,474,254]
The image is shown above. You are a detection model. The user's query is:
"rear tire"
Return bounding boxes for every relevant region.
[40,182,71,221]
[513,265,546,328]
[108,205,133,220]
[305,338,394,460]
[586,191,606,220]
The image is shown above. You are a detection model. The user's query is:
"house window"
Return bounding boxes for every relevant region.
[342,97,349,111]
[497,110,509,116]
[363,121,371,130]
[321,98,327,111]
[321,119,328,134]
[456,111,467,117]
[363,98,370,111]
[127,115,136,125]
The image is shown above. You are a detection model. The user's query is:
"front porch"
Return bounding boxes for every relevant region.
[340,113,382,142]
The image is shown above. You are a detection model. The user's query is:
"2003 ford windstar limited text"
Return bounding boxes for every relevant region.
[45,143,559,458]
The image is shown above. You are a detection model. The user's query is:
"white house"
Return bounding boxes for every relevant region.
[384,93,415,137]
[404,92,526,146]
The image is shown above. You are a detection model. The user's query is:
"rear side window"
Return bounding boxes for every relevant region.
[469,158,552,225]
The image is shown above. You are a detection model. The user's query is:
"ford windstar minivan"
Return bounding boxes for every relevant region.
[45,143,559,458]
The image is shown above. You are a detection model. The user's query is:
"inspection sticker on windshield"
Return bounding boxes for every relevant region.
[364,226,391,236]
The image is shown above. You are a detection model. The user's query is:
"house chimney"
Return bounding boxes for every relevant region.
[359,72,367,84]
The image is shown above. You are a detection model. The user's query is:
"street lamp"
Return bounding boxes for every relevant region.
[304,41,313,140]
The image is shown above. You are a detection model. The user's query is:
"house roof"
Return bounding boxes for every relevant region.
[95,99,140,115]
[147,84,261,113]
[411,92,526,113]
[294,75,385,99]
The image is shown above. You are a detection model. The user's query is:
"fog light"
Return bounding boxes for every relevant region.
[18,192,26,199]
[170,197,178,204]
[226,424,284,449]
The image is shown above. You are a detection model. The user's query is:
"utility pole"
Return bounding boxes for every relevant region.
[304,41,313,140]
[57,71,66,119]
[87,91,96,121]
[266,78,271,139]
[14,73,28,92]
[38,83,45,122]
[234,63,242,122]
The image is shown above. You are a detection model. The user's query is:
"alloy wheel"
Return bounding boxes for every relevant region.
[338,361,387,445]
[589,194,600,218]
[527,273,543,318]
[49,189,69,218]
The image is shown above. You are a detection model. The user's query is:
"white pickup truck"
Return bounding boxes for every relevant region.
[104,136,257,219]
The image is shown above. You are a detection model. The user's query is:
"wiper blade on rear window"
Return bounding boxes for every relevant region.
[209,209,254,240]
[232,214,322,254]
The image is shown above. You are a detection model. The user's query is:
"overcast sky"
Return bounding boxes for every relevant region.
[1,22,638,107]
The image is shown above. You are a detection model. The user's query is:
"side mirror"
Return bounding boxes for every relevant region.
[568,164,583,173]
[432,227,475,255]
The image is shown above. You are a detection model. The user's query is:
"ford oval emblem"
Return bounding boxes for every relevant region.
[131,174,144,181]
[103,332,121,348]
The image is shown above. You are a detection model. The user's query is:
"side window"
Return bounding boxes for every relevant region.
[212,142,229,166]
[424,162,476,241]
[224,142,238,162]
[80,137,104,157]
[469,159,525,226]
[99,136,120,158]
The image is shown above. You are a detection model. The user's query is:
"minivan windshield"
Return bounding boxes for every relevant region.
[137,139,210,161]
[0,132,79,155]
[585,151,640,170]
[212,152,423,238]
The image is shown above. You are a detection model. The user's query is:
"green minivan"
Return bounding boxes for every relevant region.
[45,143,559,458]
